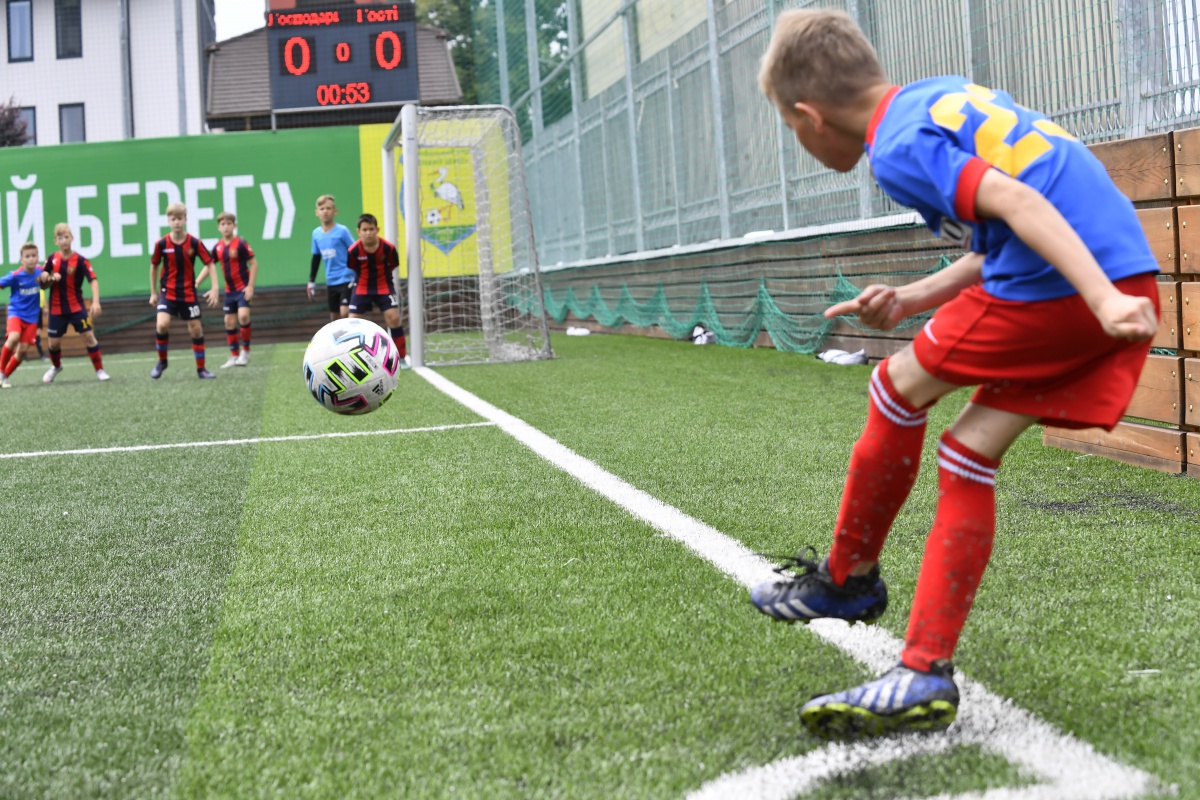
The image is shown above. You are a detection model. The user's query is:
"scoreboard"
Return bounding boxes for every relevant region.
[267,2,420,112]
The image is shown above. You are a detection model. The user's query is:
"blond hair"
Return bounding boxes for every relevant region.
[216,211,236,225]
[53,222,72,237]
[166,203,187,219]
[315,195,336,208]
[759,9,886,111]
[20,241,38,256]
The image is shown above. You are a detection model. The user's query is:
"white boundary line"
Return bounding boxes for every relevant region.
[414,366,1171,800]
[0,422,496,460]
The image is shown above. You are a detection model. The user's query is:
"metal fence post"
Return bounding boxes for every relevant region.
[566,0,587,261]
[525,0,544,136]
[1118,0,1158,139]
[765,0,790,231]
[622,4,645,252]
[496,0,511,107]
[705,0,732,239]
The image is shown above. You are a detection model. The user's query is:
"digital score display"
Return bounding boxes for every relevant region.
[267,2,419,112]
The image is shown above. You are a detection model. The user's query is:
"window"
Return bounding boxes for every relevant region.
[59,104,84,143]
[55,0,81,59]
[18,107,35,145]
[7,0,32,62]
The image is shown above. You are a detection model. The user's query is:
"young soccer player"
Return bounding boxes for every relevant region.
[751,10,1159,739]
[309,195,356,322]
[149,203,219,379]
[212,211,258,368]
[347,213,407,362]
[42,223,109,383]
[0,243,48,388]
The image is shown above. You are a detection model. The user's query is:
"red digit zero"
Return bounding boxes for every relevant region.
[284,36,311,76]
[375,31,402,70]
[336,42,350,62]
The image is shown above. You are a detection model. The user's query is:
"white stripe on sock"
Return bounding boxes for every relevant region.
[938,442,997,477]
[937,456,996,486]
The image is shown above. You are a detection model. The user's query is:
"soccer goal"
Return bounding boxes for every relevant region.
[381,105,554,368]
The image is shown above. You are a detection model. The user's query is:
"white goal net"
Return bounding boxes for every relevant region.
[382,105,553,367]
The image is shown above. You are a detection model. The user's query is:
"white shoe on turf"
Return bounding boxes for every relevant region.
[236,350,249,366]
[96,369,111,381]
[220,356,239,369]
[0,376,10,389]
[43,366,61,384]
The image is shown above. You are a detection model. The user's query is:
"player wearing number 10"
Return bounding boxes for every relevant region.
[149,203,220,380]
[751,10,1159,740]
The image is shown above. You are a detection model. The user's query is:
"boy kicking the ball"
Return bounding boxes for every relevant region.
[751,9,1158,739]
[347,214,407,364]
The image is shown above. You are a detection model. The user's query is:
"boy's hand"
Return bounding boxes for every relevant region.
[91,301,102,318]
[307,282,316,300]
[204,288,220,308]
[1095,292,1158,341]
[824,284,907,331]
[149,292,158,306]
[50,274,61,283]
[245,286,255,302]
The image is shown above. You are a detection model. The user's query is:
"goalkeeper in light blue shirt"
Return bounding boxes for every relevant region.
[309,194,357,322]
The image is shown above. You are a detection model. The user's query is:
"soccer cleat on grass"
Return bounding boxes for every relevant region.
[197,368,217,379]
[150,361,167,379]
[750,547,887,624]
[235,350,249,366]
[399,355,411,370]
[43,366,62,384]
[0,376,10,389]
[800,661,959,740]
[95,369,111,381]
[220,356,239,369]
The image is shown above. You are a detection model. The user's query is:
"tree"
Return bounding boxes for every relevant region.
[418,0,478,104]
[0,97,29,147]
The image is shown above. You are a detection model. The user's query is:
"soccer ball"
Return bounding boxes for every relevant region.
[302,318,401,415]
[425,208,442,226]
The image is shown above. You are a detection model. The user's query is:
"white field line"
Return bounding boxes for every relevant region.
[414,366,1171,800]
[0,422,496,460]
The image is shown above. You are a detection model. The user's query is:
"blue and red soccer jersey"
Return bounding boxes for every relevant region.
[151,234,213,303]
[214,236,255,292]
[348,238,400,296]
[0,267,45,324]
[43,251,97,316]
[866,77,1157,301]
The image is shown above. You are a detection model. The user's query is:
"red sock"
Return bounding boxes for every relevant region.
[827,359,928,585]
[4,354,21,377]
[901,431,1000,671]
[0,344,12,375]
[156,332,169,362]
[87,345,103,371]
[389,328,406,359]
[50,348,62,369]
[226,329,240,355]
[240,324,251,351]
[192,337,206,371]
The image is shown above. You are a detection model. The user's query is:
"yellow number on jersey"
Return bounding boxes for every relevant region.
[929,83,1076,177]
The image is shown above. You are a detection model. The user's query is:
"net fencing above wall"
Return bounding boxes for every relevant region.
[474,0,1200,268]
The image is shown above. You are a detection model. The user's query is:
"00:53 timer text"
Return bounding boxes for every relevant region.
[316,82,372,106]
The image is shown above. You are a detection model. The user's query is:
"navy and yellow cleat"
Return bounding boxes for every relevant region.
[800,661,959,740]
[750,548,887,624]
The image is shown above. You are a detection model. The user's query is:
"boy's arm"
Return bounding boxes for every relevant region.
[89,277,101,317]
[308,253,321,299]
[974,169,1156,341]
[149,261,159,305]
[825,252,983,330]
[246,256,258,301]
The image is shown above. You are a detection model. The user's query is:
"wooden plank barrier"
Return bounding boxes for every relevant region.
[1045,128,1200,474]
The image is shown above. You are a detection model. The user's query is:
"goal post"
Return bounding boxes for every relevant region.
[382,104,554,368]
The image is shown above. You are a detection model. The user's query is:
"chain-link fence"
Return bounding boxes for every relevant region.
[474,0,1200,267]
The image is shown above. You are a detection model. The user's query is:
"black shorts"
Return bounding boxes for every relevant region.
[157,298,203,321]
[224,290,251,314]
[349,292,397,314]
[47,310,91,338]
[327,283,352,313]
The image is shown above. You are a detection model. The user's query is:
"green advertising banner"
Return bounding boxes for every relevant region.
[0,127,372,297]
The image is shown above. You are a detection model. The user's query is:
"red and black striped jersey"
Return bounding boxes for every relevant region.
[348,238,399,296]
[151,234,213,303]
[214,236,255,292]
[43,251,97,316]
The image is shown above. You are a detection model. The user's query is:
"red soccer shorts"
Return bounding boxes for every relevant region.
[912,273,1159,431]
[6,316,39,345]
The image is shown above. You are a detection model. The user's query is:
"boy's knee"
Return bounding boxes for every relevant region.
[885,347,953,408]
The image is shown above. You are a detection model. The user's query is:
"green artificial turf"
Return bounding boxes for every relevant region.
[0,334,1195,798]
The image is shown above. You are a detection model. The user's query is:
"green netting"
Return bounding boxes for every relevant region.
[514,254,951,354]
